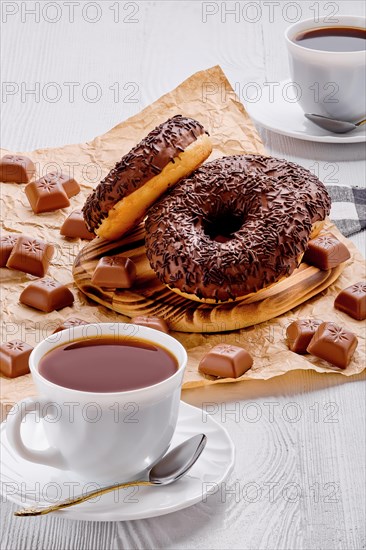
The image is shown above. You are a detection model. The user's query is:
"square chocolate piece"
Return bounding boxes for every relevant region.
[0,154,35,183]
[199,344,253,378]
[0,234,19,267]
[307,322,358,369]
[132,316,169,333]
[334,282,366,321]
[91,256,136,289]
[60,211,95,240]
[6,236,54,277]
[0,340,33,378]
[25,177,70,213]
[53,317,89,333]
[20,278,75,313]
[44,171,80,198]
[303,233,350,270]
[286,319,323,354]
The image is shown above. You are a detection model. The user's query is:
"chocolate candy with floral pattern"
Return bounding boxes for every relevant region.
[131,316,169,334]
[44,171,80,198]
[53,317,89,333]
[6,236,54,277]
[199,344,253,378]
[307,322,358,369]
[60,211,95,240]
[286,319,323,354]
[91,256,136,288]
[25,175,70,213]
[0,234,19,267]
[303,233,350,270]
[20,278,74,312]
[0,154,35,183]
[0,340,33,378]
[334,282,366,321]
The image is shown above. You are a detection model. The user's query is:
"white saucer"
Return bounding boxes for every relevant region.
[0,401,234,521]
[245,79,366,144]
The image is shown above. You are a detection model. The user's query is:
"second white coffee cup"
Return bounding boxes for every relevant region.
[285,15,366,122]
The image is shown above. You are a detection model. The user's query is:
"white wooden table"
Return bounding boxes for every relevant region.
[1,2,365,549]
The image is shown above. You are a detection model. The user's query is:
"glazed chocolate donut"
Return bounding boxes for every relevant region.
[145,154,331,302]
[83,115,212,241]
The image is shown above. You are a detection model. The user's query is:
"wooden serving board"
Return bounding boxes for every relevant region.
[73,220,347,333]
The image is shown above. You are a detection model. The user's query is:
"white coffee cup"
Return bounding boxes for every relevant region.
[285,15,366,122]
[6,323,187,483]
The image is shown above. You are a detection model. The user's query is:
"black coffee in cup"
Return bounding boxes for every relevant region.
[39,337,178,392]
[295,26,366,52]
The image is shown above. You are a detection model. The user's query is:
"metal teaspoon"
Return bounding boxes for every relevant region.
[14,434,207,517]
[305,113,366,134]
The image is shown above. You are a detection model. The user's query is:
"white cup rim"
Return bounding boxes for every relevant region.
[285,15,366,56]
[29,322,187,398]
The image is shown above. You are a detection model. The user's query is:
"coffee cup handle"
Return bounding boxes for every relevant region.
[6,397,67,470]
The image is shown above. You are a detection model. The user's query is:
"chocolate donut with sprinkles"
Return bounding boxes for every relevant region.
[83,115,212,241]
[145,154,331,303]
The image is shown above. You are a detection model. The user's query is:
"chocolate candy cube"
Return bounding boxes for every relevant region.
[92,256,136,289]
[0,154,35,183]
[303,233,350,270]
[199,344,253,378]
[6,236,54,277]
[60,211,95,240]
[0,340,33,378]
[44,171,80,198]
[53,317,89,333]
[334,282,366,321]
[25,176,70,213]
[307,322,358,369]
[286,319,323,354]
[0,234,19,267]
[20,278,74,313]
[132,316,169,333]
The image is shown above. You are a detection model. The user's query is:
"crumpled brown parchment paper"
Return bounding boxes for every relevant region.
[1,65,365,411]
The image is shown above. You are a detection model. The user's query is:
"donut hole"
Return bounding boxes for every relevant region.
[203,213,244,243]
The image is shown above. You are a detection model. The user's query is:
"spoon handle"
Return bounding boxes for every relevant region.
[14,480,153,516]
[357,119,366,127]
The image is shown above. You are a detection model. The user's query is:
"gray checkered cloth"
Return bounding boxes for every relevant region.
[327,185,366,237]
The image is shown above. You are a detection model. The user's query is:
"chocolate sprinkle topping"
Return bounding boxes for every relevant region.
[83,115,206,232]
[145,154,331,302]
